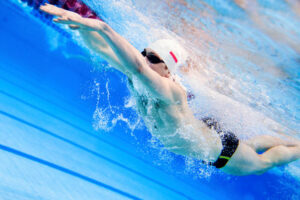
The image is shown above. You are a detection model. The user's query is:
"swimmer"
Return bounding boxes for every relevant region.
[40,3,300,176]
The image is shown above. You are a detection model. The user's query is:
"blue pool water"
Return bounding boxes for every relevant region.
[0,0,299,199]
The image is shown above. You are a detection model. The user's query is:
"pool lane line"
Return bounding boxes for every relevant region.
[0,143,140,200]
[0,110,194,200]
[0,74,206,195]
[0,67,90,122]
[0,89,139,159]
[0,66,143,145]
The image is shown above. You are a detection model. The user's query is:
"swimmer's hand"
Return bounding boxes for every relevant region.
[39,3,102,31]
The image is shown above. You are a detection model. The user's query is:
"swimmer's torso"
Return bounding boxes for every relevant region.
[128,79,184,130]
[128,79,223,161]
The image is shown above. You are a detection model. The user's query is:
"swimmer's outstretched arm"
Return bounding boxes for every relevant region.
[40,4,183,101]
[78,30,124,71]
[40,4,139,76]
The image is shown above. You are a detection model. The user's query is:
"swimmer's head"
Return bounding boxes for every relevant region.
[142,39,189,93]
[145,39,188,76]
[141,48,170,77]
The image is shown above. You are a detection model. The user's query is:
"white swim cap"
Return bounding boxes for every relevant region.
[148,39,188,74]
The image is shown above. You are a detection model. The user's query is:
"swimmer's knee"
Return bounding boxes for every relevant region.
[259,145,289,167]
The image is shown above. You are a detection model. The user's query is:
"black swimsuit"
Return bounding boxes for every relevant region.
[202,117,239,168]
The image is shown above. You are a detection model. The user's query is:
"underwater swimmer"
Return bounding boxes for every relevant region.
[40,3,300,176]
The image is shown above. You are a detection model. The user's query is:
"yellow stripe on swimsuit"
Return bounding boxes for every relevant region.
[219,156,230,160]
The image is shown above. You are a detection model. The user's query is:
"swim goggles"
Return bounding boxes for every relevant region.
[141,49,165,64]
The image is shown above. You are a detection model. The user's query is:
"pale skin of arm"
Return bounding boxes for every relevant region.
[40,4,184,104]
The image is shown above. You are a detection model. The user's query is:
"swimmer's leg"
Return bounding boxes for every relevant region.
[221,142,300,176]
[259,145,300,169]
[245,135,300,153]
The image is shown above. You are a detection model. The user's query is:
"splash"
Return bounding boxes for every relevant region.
[91,79,142,135]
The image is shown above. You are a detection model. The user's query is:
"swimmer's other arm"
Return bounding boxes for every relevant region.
[40,4,180,101]
[40,4,138,74]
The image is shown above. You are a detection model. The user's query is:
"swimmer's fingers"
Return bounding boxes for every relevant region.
[40,3,81,19]
[40,3,96,31]
[40,3,65,17]
[68,25,80,30]
[53,15,82,25]
[53,17,71,24]
[54,18,92,31]
[54,17,99,31]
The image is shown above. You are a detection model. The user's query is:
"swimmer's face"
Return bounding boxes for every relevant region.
[142,48,170,78]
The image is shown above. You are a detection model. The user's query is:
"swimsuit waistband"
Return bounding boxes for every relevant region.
[202,117,239,168]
